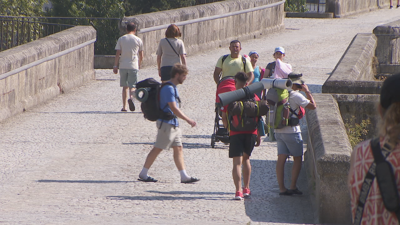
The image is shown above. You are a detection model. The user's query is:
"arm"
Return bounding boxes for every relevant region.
[157,55,162,77]
[213,67,222,84]
[301,84,317,110]
[168,102,196,127]
[247,71,254,84]
[113,50,121,74]
[264,68,271,78]
[138,50,144,69]
[180,54,186,66]
[221,111,228,128]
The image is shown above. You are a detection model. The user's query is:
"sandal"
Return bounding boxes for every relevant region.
[289,188,303,195]
[279,189,293,196]
[181,177,200,184]
[121,108,127,112]
[128,99,135,111]
[138,176,158,182]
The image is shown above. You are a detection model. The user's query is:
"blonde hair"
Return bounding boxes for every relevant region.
[379,102,400,146]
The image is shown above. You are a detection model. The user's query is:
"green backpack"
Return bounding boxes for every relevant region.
[265,87,290,129]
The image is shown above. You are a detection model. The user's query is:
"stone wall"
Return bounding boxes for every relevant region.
[326,0,386,18]
[305,94,353,224]
[116,0,285,68]
[0,26,96,122]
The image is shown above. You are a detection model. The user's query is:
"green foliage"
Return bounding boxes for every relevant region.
[0,0,48,16]
[284,0,308,12]
[123,0,196,16]
[344,116,371,148]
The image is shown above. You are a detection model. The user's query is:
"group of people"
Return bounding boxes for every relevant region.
[112,23,400,224]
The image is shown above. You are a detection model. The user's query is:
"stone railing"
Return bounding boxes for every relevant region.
[326,0,386,18]
[0,26,96,122]
[100,0,285,68]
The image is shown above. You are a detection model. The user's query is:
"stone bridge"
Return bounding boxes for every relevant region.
[1,4,400,225]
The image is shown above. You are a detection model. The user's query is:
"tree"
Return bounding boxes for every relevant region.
[0,0,48,16]
[123,0,195,16]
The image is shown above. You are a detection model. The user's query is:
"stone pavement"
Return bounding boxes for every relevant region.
[1,9,400,225]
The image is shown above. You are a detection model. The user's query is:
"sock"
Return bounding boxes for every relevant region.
[139,167,149,179]
[179,170,191,181]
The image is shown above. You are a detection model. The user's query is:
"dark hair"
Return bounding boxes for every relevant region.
[126,22,137,32]
[230,40,241,47]
[294,84,302,89]
[171,64,188,78]
[234,72,248,83]
[165,24,181,38]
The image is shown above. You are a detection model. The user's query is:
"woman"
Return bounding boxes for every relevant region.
[156,24,186,83]
[348,73,400,224]
[265,46,292,79]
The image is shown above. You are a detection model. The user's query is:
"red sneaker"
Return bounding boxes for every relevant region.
[235,191,243,200]
[243,188,251,197]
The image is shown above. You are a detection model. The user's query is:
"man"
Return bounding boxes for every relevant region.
[138,64,199,184]
[221,72,261,200]
[213,40,254,85]
[275,73,316,195]
[113,22,144,112]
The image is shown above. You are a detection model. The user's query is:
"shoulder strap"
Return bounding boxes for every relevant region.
[221,54,229,65]
[160,82,181,106]
[165,38,180,57]
[242,56,247,73]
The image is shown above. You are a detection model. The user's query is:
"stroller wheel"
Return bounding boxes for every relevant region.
[211,134,216,148]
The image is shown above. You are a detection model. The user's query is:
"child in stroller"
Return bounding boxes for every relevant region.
[211,77,236,148]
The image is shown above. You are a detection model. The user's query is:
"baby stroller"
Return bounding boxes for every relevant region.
[211,104,230,148]
[211,77,235,148]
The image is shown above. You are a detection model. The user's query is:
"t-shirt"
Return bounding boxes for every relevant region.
[274,90,310,134]
[265,61,275,78]
[156,38,186,67]
[215,54,254,78]
[159,83,179,127]
[115,34,143,70]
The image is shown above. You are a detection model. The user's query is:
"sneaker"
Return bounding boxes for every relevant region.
[234,191,243,200]
[243,188,251,197]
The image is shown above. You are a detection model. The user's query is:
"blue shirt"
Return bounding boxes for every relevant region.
[159,83,179,126]
[252,66,261,83]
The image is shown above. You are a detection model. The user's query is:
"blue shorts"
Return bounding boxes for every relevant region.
[160,66,173,81]
[275,132,303,157]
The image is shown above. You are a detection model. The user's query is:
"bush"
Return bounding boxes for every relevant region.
[344,116,371,148]
[285,0,308,12]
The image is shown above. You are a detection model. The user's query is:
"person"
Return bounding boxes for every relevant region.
[390,0,400,8]
[138,64,200,184]
[275,74,316,195]
[348,73,400,224]
[249,51,266,98]
[156,24,186,83]
[265,47,292,79]
[221,72,261,200]
[113,22,144,112]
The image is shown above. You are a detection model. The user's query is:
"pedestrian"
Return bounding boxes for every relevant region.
[113,22,144,112]
[157,24,186,83]
[349,73,400,224]
[249,50,266,98]
[265,47,292,79]
[138,64,200,184]
[390,0,400,8]
[275,74,316,195]
[221,72,261,200]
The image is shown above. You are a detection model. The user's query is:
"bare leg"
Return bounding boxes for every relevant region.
[232,156,243,192]
[172,146,185,171]
[242,153,251,189]
[276,154,288,192]
[130,88,136,100]
[143,147,163,169]
[122,86,129,110]
[289,156,302,190]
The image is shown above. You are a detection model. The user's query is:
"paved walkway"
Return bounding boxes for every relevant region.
[1,9,400,225]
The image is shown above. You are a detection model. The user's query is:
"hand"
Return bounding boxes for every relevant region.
[113,67,118,74]
[187,119,196,127]
[158,69,161,77]
[255,135,261,147]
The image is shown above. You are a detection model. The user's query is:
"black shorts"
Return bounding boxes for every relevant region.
[229,134,257,158]
[160,66,173,81]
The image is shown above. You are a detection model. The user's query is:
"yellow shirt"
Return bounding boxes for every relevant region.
[215,54,254,78]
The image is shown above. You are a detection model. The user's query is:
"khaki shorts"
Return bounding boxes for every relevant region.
[154,120,182,150]
[120,69,138,88]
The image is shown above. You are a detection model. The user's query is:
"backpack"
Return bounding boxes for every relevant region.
[136,78,178,122]
[227,97,260,132]
[222,54,247,73]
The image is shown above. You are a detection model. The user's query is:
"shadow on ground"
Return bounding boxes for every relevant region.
[245,159,314,224]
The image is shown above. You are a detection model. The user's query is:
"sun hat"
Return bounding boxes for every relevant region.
[288,72,304,85]
[380,73,400,109]
[249,51,259,57]
[274,46,285,54]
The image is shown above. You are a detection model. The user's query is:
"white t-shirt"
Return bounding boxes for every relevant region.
[275,90,310,133]
[156,38,186,67]
[115,34,143,70]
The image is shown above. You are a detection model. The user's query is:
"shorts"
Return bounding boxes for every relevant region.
[160,66,173,81]
[120,69,138,88]
[275,132,303,157]
[154,120,182,150]
[229,134,257,158]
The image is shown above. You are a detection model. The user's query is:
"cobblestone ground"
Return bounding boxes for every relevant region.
[1,9,400,225]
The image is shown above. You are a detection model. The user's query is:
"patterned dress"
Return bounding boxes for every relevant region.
[349,136,400,225]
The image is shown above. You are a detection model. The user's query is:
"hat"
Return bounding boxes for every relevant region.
[288,72,304,85]
[274,47,285,54]
[380,73,400,109]
[249,51,259,57]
